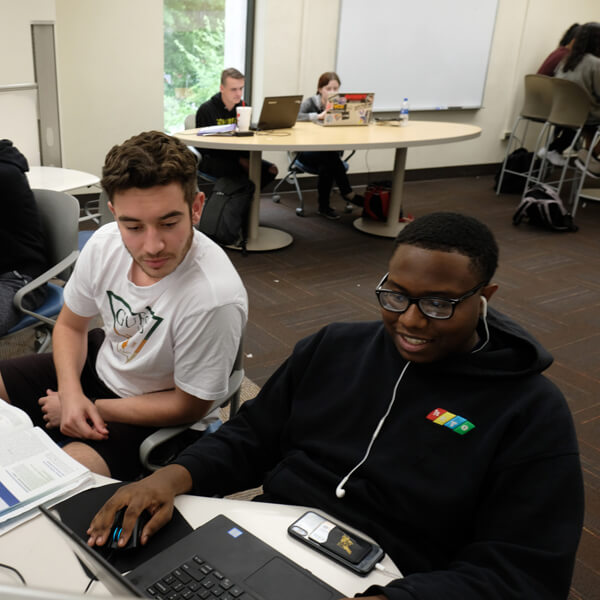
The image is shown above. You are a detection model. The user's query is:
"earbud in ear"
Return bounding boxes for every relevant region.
[480,296,488,319]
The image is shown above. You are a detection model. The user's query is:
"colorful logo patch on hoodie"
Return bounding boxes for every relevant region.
[426,408,475,435]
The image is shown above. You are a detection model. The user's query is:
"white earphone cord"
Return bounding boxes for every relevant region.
[336,361,411,499]
[472,296,489,354]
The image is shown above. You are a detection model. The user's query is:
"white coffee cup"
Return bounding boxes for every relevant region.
[236,106,252,131]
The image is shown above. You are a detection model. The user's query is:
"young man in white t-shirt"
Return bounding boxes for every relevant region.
[0,131,248,480]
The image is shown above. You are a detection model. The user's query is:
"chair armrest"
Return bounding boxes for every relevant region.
[139,424,193,471]
[12,250,79,326]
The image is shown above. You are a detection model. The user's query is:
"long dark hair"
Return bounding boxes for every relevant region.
[316,72,341,93]
[559,23,580,47]
[562,22,600,72]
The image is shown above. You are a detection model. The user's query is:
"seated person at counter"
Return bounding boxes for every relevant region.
[536,23,580,166]
[296,71,364,220]
[195,67,278,188]
[555,22,600,175]
[87,212,583,600]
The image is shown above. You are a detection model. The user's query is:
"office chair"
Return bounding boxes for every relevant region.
[3,189,80,353]
[139,334,245,472]
[271,151,356,216]
[184,114,218,185]
[496,74,554,195]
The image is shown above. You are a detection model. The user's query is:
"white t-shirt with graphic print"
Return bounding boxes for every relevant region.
[63,223,247,401]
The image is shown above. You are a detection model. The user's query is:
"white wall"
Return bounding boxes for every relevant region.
[3,0,598,179]
[0,0,56,165]
[255,0,600,175]
[54,0,164,177]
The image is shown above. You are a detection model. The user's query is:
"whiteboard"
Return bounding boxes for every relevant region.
[336,0,498,112]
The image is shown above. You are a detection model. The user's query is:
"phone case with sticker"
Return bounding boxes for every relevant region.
[288,511,384,575]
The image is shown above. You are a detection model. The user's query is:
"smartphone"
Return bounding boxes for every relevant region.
[288,511,384,576]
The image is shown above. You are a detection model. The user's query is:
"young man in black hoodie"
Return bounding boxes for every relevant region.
[87,212,583,600]
[0,139,48,335]
[195,67,278,188]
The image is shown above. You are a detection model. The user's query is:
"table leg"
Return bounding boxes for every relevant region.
[241,150,293,252]
[353,147,408,238]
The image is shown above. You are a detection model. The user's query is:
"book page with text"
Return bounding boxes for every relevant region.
[0,427,91,523]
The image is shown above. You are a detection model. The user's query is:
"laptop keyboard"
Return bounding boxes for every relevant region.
[145,554,255,600]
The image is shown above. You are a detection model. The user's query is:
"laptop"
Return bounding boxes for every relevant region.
[251,95,302,130]
[320,93,374,126]
[40,506,344,600]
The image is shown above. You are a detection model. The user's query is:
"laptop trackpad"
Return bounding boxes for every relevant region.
[245,556,336,600]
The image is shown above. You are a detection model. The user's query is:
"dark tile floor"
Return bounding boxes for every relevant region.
[225,175,600,600]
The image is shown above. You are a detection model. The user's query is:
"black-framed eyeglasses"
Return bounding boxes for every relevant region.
[375,273,486,320]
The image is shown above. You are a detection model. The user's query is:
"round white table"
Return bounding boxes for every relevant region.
[26,166,100,192]
[176,120,481,250]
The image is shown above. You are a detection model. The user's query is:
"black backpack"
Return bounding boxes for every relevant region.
[513,183,578,232]
[495,147,535,194]
[198,176,255,252]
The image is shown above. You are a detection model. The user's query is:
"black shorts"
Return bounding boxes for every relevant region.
[0,328,157,481]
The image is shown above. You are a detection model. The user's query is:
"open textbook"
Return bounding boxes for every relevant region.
[0,401,93,534]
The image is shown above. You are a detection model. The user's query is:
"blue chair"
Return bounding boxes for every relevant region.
[4,189,80,353]
[78,229,95,251]
[271,151,355,216]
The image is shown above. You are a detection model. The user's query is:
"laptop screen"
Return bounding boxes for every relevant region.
[254,95,302,130]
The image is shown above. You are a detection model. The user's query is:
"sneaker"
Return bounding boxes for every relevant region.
[343,193,365,207]
[536,147,547,160]
[349,193,365,207]
[317,207,340,220]
[576,153,600,178]
[546,149,567,167]
[577,148,589,164]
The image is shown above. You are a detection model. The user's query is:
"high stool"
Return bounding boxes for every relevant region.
[572,126,600,218]
[523,78,592,198]
[496,74,553,195]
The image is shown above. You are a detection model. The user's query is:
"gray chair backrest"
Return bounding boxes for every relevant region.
[185,113,196,130]
[97,189,114,225]
[548,78,593,128]
[32,188,80,280]
[522,74,554,121]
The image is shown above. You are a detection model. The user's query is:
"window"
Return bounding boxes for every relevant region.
[163,0,251,133]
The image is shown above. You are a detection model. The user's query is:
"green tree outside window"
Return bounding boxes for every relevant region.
[164,0,226,133]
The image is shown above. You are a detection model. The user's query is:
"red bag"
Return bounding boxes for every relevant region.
[362,181,413,223]
[362,181,392,221]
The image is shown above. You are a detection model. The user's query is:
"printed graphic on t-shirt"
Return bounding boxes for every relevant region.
[216,117,236,125]
[107,291,163,363]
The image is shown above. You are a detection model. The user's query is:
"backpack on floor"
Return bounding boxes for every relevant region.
[513,183,578,232]
[362,181,392,221]
[198,176,255,252]
[495,147,534,194]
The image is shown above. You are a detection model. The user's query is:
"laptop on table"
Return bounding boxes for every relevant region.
[320,93,375,126]
[251,95,302,130]
[40,506,343,600]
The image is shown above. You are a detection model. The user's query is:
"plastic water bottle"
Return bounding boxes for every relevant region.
[400,98,409,126]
